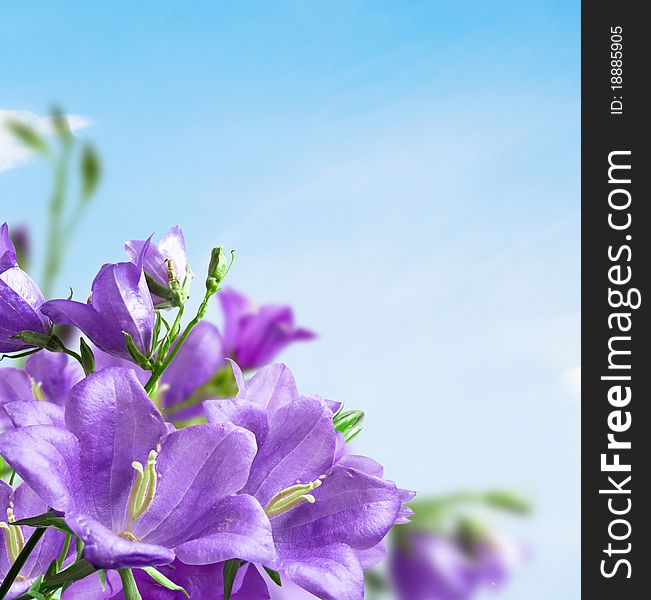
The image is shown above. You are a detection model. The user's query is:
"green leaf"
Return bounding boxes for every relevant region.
[263,566,282,587]
[141,566,189,598]
[222,559,242,600]
[40,560,97,592]
[99,569,107,592]
[80,143,101,199]
[5,120,48,154]
[79,337,96,375]
[13,511,73,535]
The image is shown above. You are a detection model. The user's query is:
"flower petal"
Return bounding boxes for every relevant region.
[65,368,167,531]
[279,544,363,600]
[0,367,32,428]
[13,483,67,579]
[242,395,336,507]
[203,398,269,446]
[66,512,174,570]
[0,425,81,512]
[133,423,257,546]
[0,223,17,273]
[271,465,400,551]
[61,570,123,599]
[0,268,50,352]
[41,300,124,359]
[90,262,155,356]
[243,364,298,412]
[173,494,276,566]
[25,352,83,406]
[4,400,65,427]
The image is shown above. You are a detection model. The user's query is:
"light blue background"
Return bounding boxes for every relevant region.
[1,2,579,598]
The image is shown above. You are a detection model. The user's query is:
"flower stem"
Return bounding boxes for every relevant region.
[56,533,72,571]
[119,569,142,600]
[42,144,70,297]
[0,527,46,599]
[144,290,213,396]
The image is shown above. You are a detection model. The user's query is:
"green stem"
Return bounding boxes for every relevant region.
[144,293,211,396]
[56,533,72,571]
[42,145,70,297]
[119,569,142,600]
[0,527,46,599]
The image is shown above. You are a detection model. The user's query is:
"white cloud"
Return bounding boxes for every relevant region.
[561,365,581,402]
[0,109,90,173]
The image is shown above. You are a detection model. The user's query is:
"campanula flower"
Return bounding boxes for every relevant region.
[0,223,51,354]
[204,363,405,600]
[0,367,275,571]
[389,528,525,600]
[125,226,192,309]
[218,288,315,370]
[24,352,84,406]
[41,250,156,361]
[1,354,82,430]
[0,480,67,600]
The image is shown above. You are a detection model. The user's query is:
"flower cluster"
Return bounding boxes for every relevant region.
[0,223,412,600]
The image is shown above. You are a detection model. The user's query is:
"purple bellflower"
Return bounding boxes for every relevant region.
[41,250,156,362]
[0,367,276,572]
[24,352,84,406]
[91,321,224,421]
[218,288,315,371]
[0,353,82,429]
[125,226,192,309]
[203,363,406,600]
[389,528,525,600]
[0,223,51,354]
[1,481,67,600]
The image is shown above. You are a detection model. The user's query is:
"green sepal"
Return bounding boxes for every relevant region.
[26,575,46,600]
[44,558,58,579]
[141,566,189,598]
[334,409,365,443]
[79,337,96,375]
[75,537,84,561]
[206,247,234,294]
[11,331,66,353]
[222,559,243,600]
[13,511,74,535]
[99,569,107,592]
[124,332,154,370]
[264,566,282,587]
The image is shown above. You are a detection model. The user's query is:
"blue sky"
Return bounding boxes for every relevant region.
[1,2,579,598]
